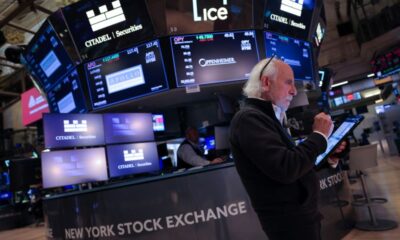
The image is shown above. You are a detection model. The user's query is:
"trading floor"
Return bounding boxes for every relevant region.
[1,141,399,240]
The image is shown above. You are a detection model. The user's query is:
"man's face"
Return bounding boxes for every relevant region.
[262,62,297,111]
[187,129,199,143]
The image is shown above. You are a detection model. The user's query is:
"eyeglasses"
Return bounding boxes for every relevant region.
[259,53,276,80]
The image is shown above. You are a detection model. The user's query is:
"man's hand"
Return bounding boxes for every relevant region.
[327,141,347,168]
[210,157,224,164]
[313,113,334,138]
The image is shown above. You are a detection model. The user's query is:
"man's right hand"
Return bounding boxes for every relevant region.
[210,157,224,164]
[313,112,334,138]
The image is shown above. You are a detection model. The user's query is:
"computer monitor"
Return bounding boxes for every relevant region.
[170,30,260,87]
[43,113,105,149]
[103,113,154,144]
[46,68,88,113]
[263,0,318,41]
[84,39,169,110]
[106,142,160,178]
[264,31,314,81]
[152,114,165,132]
[61,0,155,60]
[41,148,108,188]
[23,20,76,90]
[214,126,230,150]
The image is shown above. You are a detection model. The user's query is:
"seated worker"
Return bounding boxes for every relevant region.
[177,127,224,168]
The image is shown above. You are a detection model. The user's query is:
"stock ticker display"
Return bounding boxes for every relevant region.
[170,30,259,87]
[84,39,169,110]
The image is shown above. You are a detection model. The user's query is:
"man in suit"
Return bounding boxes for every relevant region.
[229,58,334,240]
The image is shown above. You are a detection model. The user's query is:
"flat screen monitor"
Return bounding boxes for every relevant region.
[315,115,363,166]
[84,39,169,110]
[41,147,108,188]
[264,31,314,81]
[46,68,88,113]
[103,113,154,144]
[62,0,155,60]
[161,0,254,35]
[371,46,400,78]
[170,30,260,87]
[152,114,165,132]
[21,87,50,126]
[23,20,75,91]
[202,136,216,155]
[263,0,317,41]
[43,113,105,149]
[106,142,159,178]
[214,126,230,150]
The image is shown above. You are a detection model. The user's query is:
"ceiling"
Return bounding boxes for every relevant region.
[0,0,398,110]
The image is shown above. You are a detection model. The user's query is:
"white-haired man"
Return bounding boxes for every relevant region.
[229,58,334,240]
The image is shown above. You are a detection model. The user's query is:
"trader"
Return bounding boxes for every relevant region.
[177,127,224,169]
[229,57,334,240]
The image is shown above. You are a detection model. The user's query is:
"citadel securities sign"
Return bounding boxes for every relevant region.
[43,165,268,240]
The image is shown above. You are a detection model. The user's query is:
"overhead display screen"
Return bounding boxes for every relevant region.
[160,0,253,35]
[84,39,168,110]
[23,20,75,90]
[62,0,155,60]
[371,46,400,77]
[103,113,154,144]
[46,69,88,114]
[43,113,105,149]
[21,87,49,126]
[41,147,108,188]
[264,31,314,81]
[263,0,316,40]
[106,142,159,178]
[170,30,259,87]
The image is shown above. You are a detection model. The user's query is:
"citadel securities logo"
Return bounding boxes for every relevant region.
[192,0,228,22]
[86,0,125,32]
[63,120,88,133]
[280,0,304,17]
[123,149,145,161]
[198,57,236,67]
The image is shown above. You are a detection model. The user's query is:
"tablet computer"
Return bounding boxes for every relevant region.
[315,115,364,166]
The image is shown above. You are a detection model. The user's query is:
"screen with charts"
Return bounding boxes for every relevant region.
[170,30,260,87]
[41,147,108,188]
[264,31,314,81]
[23,20,75,91]
[46,68,88,113]
[84,39,169,110]
[43,113,105,149]
[103,113,154,144]
[106,142,159,178]
[62,0,155,60]
[315,116,363,166]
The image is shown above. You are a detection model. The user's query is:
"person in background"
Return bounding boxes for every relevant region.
[230,57,337,240]
[177,127,224,169]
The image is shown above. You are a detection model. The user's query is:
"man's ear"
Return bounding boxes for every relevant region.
[261,75,270,92]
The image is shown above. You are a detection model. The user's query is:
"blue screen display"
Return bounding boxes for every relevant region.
[23,20,75,91]
[41,147,108,188]
[84,40,169,110]
[103,113,154,144]
[43,113,105,149]
[106,142,160,178]
[46,68,88,113]
[170,30,260,87]
[264,31,314,81]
